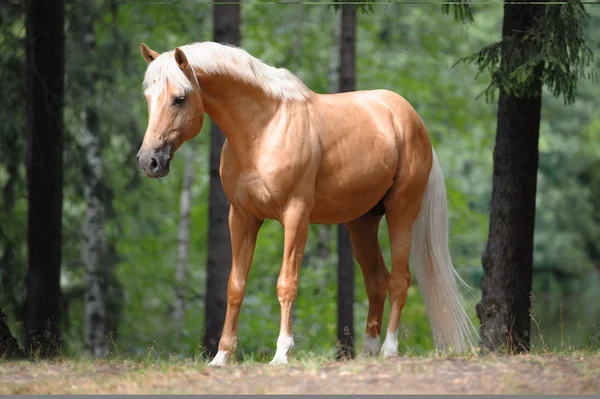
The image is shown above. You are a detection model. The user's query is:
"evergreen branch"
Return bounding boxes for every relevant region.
[442,0,474,23]
[455,0,596,105]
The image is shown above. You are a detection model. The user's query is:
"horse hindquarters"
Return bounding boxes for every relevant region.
[409,148,477,353]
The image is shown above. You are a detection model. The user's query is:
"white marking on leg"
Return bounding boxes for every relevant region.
[380,329,398,358]
[208,350,229,367]
[361,335,381,356]
[270,334,294,365]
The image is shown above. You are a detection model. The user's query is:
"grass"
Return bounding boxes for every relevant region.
[1,339,599,395]
[0,350,598,394]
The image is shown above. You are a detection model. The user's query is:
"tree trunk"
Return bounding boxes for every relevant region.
[81,10,108,358]
[336,2,357,360]
[203,0,239,359]
[476,1,545,354]
[82,105,108,358]
[174,143,195,340]
[24,0,65,356]
[1,309,23,359]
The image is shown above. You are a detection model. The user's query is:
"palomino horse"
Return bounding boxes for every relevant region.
[136,41,476,366]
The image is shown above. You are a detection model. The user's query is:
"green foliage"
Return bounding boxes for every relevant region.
[458,0,596,104]
[0,2,27,336]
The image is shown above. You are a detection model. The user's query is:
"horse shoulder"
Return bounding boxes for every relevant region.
[219,139,240,204]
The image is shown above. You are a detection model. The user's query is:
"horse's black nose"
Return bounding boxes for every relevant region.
[150,156,159,173]
[137,145,171,178]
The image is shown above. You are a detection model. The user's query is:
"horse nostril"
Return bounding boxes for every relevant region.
[136,154,140,162]
[150,157,159,171]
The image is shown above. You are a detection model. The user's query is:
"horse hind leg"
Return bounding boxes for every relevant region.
[379,174,428,357]
[346,211,390,356]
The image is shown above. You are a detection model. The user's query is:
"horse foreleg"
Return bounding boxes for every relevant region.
[209,205,262,366]
[346,212,390,357]
[270,198,311,365]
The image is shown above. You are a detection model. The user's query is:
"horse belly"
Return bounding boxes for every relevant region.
[309,157,396,224]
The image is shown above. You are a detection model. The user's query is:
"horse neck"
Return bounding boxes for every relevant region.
[197,72,281,148]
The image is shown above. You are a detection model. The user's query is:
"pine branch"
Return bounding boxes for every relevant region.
[442,0,474,23]
[455,0,597,105]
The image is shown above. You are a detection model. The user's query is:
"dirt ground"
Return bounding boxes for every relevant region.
[0,354,598,394]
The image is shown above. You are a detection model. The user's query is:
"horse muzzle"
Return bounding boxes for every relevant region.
[136,144,172,178]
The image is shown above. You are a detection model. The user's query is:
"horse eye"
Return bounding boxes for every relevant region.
[173,96,185,106]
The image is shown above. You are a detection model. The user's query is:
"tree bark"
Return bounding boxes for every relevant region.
[174,143,195,340]
[24,0,65,356]
[336,2,357,360]
[203,0,239,359]
[82,105,108,358]
[476,1,545,354]
[80,9,108,358]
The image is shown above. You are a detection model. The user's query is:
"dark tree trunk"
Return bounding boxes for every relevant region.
[203,0,239,359]
[336,2,357,360]
[476,1,545,354]
[24,0,65,356]
[1,309,23,359]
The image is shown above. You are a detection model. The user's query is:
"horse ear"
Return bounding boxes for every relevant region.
[140,43,159,64]
[174,48,189,71]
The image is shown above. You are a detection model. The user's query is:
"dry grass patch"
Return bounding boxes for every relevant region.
[0,353,598,394]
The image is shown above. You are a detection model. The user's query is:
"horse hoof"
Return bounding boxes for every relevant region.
[360,336,381,356]
[269,354,288,365]
[208,351,228,366]
[380,347,398,358]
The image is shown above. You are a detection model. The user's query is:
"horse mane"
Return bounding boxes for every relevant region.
[142,41,311,102]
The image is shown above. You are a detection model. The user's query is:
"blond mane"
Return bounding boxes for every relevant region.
[142,41,310,102]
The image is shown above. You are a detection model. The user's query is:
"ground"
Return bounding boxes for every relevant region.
[1,354,598,394]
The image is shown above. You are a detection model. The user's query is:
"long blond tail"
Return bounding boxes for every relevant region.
[410,148,478,353]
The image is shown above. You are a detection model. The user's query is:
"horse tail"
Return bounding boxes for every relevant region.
[410,147,478,353]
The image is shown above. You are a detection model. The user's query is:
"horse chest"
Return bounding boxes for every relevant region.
[220,133,318,220]
[223,167,293,220]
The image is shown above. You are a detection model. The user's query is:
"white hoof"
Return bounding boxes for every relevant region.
[269,334,293,365]
[380,329,398,358]
[360,335,381,356]
[381,345,398,358]
[269,353,289,365]
[208,350,229,366]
